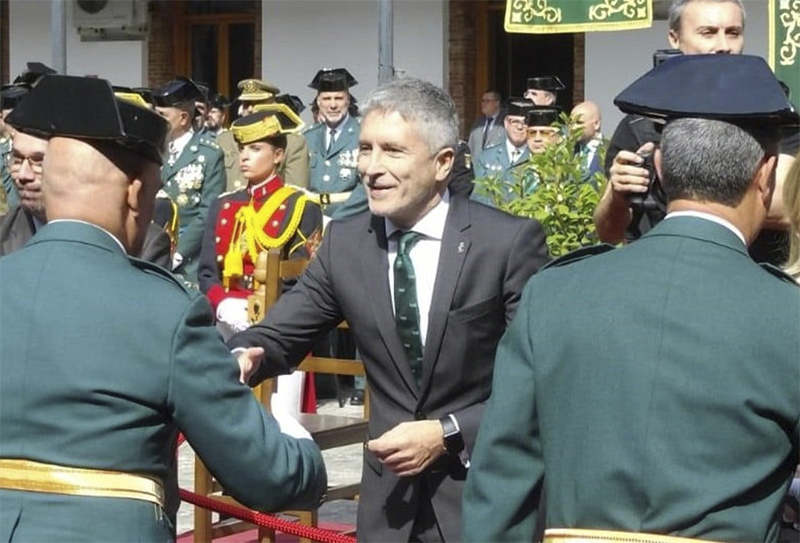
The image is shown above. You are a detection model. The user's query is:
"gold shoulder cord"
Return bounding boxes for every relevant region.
[223,187,307,286]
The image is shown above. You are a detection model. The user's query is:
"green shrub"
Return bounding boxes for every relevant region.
[474,113,606,257]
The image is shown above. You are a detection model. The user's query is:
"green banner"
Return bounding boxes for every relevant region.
[505,0,652,34]
[769,0,800,107]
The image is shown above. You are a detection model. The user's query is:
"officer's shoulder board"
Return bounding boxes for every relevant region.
[302,122,325,136]
[759,262,799,285]
[198,137,221,151]
[542,243,616,271]
[129,257,193,294]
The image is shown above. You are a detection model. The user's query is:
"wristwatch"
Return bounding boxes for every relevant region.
[439,414,464,455]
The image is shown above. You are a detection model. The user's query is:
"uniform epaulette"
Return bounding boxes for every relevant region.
[483,140,504,151]
[129,256,192,294]
[542,243,616,271]
[302,122,324,135]
[199,138,220,150]
[758,262,799,285]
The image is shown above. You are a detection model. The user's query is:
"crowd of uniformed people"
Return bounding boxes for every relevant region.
[1,0,800,541]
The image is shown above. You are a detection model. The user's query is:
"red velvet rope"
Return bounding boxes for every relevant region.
[176,434,356,543]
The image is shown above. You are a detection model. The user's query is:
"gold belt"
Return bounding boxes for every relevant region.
[544,529,719,543]
[0,458,164,507]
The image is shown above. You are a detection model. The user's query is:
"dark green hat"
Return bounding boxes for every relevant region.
[525,106,561,127]
[308,68,357,92]
[152,77,203,108]
[526,76,565,92]
[7,75,169,165]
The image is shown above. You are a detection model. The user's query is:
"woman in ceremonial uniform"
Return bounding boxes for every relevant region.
[199,104,322,415]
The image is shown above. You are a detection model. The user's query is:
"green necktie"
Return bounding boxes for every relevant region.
[394,231,424,386]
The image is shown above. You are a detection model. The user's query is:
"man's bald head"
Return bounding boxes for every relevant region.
[44,137,161,255]
[571,101,602,143]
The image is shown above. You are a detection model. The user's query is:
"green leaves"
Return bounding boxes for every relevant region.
[474,113,606,257]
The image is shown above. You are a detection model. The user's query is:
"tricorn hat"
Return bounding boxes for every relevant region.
[7,75,169,165]
[208,93,231,110]
[152,77,204,108]
[614,54,799,128]
[525,106,562,128]
[273,94,306,115]
[526,75,565,92]
[308,68,357,92]
[505,97,536,118]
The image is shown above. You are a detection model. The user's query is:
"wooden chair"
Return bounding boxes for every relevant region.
[193,249,368,543]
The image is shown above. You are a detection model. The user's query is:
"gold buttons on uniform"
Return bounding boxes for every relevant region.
[272,220,279,227]
[221,219,227,225]
[279,204,286,211]
[217,255,223,262]
[215,236,221,243]
[223,203,231,209]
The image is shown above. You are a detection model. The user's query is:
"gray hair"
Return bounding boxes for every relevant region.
[660,118,779,206]
[360,77,459,155]
[668,0,745,33]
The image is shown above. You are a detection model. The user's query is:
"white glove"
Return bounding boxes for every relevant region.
[171,252,183,271]
[216,298,250,332]
[271,403,312,441]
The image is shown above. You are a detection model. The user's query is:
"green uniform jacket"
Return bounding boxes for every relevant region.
[463,216,800,542]
[304,115,360,216]
[161,131,225,282]
[0,221,327,542]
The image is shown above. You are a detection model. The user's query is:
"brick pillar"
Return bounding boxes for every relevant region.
[147,0,177,86]
[572,32,585,106]
[448,0,477,139]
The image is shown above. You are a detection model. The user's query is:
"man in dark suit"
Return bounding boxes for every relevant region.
[0,75,326,542]
[463,54,800,542]
[467,90,506,155]
[231,77,550,542]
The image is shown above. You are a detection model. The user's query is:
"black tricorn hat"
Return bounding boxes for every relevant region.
[615,54,799,128]
[132,87,155,107]
[208,93,231,110]
[250,102,304,134]
[273,94,306,115]
[7,75,169,165]
[308,68,357,92]
[526,75,565,92]
[505,97,536,118]
[13,62,57,88]
[1,85,29,110]
[525,106,562,127]
[152,77,204,108]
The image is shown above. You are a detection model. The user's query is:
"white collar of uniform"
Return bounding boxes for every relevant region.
[505,138,525,160]
[48,219,127,253]
[385,190,450,242]
[170,129,194,157]
[664,210,746,246]
[327,114,350,137]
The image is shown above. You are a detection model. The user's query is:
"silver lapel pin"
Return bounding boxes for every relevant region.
[457,241,466,253]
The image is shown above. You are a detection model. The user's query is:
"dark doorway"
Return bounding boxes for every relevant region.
[486,3,575,112]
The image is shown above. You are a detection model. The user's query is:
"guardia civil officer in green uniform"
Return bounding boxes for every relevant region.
[0,75,326,542]
[304,68,360,216]
[463,55,800,542]
[153,77,226,284]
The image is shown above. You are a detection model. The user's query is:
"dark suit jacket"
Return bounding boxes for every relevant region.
[0,205,37,257]
[463,216,800,541]
[230,193,549,541]
[467,112,507,155]
[0,221,326,542]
